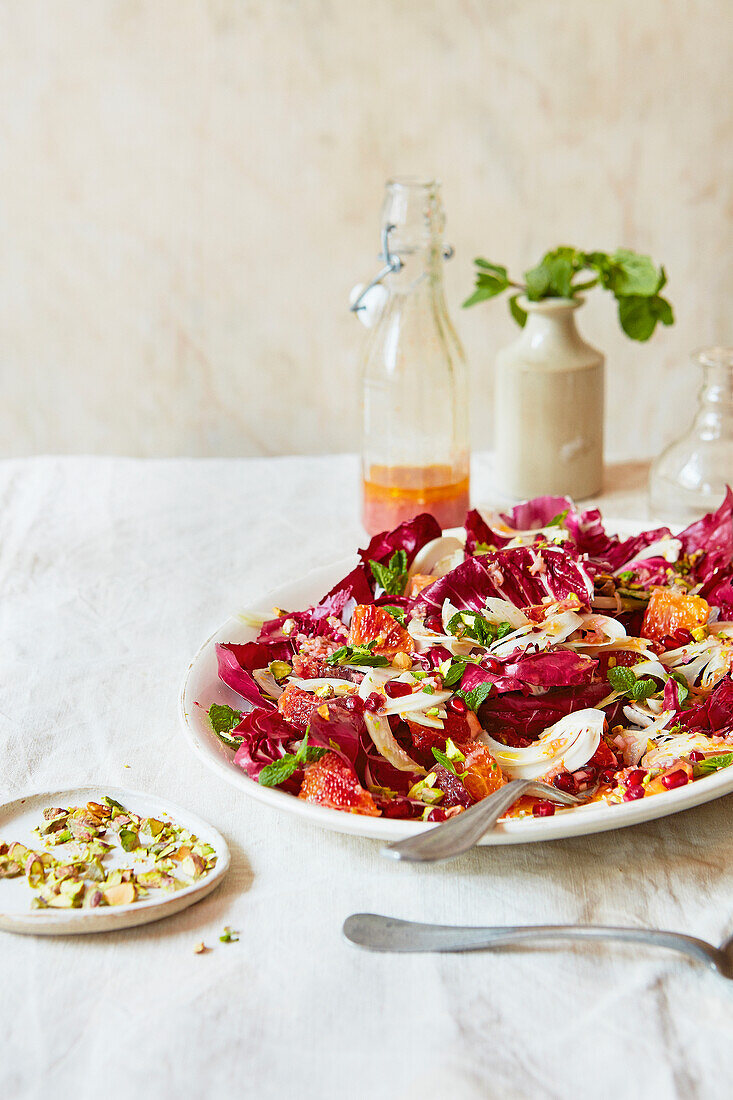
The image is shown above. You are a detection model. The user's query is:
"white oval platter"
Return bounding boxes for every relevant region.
[180,521,733,846]
[0,786,230,934]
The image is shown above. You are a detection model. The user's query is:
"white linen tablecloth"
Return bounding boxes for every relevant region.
[1,454,731,1100]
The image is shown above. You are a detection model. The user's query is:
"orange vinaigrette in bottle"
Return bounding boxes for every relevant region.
[353,178,470,536]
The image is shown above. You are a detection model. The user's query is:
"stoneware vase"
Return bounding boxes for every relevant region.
[494,297,604,500]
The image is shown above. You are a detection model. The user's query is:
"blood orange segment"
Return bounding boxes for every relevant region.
[277,684,321,730]
[461,745,506,802]
[298,751,380,816]
[407,573,437,598]
[348,604,414,657]
[641,588,709,644]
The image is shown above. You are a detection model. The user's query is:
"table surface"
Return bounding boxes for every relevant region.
[1,453,731,1100]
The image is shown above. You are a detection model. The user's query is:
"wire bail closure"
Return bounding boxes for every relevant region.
[350,224,454,316]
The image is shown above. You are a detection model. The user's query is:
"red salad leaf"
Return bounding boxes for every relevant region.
[460,650,598,696]
[477,682,611,740]
[464,509,511,554]
[500,495,573,531]
[699,568,733,619]
[677,675,733,736]
[359,513,442,568]
[306,698,362,767]
[564,507,615,557]
[678,486,733,583]
[415,545,593,613]
[216,643,277,710]
[233,707,299,784]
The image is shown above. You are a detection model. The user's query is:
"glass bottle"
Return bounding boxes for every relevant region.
[649,347,733,522]
[353,178,470,535]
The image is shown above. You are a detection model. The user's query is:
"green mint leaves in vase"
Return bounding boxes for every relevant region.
[463,246,674,342]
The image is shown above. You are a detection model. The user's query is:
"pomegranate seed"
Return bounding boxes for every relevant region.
[427,807,449,822]
[447,696,467,715]
[600,768,617,785]
[364,692,383,713]
[672,628,693,646]
[627,769,647,786]
[623,785,645,801]
[425,616,443,634]
[384,681,412,699]
[553,772,576,794]
[483,657,501,673]
[688,751,703,763]
[532,800,556,817]
[341,695,364,713]
[661,769,689,790]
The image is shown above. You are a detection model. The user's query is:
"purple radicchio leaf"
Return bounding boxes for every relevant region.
[358,513,442,568]
[216,643,279,710]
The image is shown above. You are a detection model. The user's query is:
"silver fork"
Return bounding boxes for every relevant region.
[381,778,582,863]
[343,913,733,979]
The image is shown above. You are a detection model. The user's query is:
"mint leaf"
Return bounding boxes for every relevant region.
[607,666,636,692]
[431,747,457,774]
[693,753,733,778]
[463,260,510,308]
[629,678,656,701]
[209,704,242,736]
[508,293,527,327]
[525,247,580,300]
[258,755,298,787]
[618,292,674,342]
[326,642,389,668]
[607,249,660,297]
[381,604,406,627]
[294,732,329,766]
[442,657,471,687]
[369,550,408,596]
[457,682,493,712]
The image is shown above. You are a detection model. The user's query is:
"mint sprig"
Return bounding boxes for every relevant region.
[446,611,513,647]
[431,747,457,775]
[258,733,328,788]
[463,246,674,342]
[381,604,406,627]
[369,550,408,596]
[607,665,657,701]
[326,640,390,668]
[208,703,243,747]
[456,682,493,713]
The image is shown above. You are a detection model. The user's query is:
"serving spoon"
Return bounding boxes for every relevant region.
[381,778,583,863]
[343,914,733,979]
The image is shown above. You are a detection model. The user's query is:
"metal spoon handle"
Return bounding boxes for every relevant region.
[343,914,728,976]
[381,780,533,862]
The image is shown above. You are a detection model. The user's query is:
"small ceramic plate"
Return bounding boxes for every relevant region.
[180,521,733,846]
[0,786,229,935]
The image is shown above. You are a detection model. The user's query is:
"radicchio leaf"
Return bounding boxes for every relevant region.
[216,643,278,709]
[415,545,593,613]
[460,650,598,696]
[499,495,574,531]
[359,513,442,568]
[464,509,511,554]
[677,674,733,736]
[233,707,299,782]
[678,486,733,583]
[477,682,612,740]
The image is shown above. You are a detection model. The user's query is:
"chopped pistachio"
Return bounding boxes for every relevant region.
[194,941,209,954]
[144,818,165,838]
[119,829,139,853]
[219,926,239,943]
[104,882,136,906]
[102,796,127,812]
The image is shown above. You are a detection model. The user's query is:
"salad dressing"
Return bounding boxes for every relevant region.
[363,462,470,535]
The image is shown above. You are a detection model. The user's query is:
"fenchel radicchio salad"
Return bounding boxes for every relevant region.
[206,492,733,822]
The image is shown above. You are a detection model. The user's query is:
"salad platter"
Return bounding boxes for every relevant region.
[180,494,733,845]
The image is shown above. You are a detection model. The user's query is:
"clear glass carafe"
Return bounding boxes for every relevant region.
[649,347,733,522]
[354,178,469,535]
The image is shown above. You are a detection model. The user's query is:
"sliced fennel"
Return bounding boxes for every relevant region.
[479,708,605,780]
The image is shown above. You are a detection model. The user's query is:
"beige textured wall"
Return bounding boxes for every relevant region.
[0,0,731,459]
